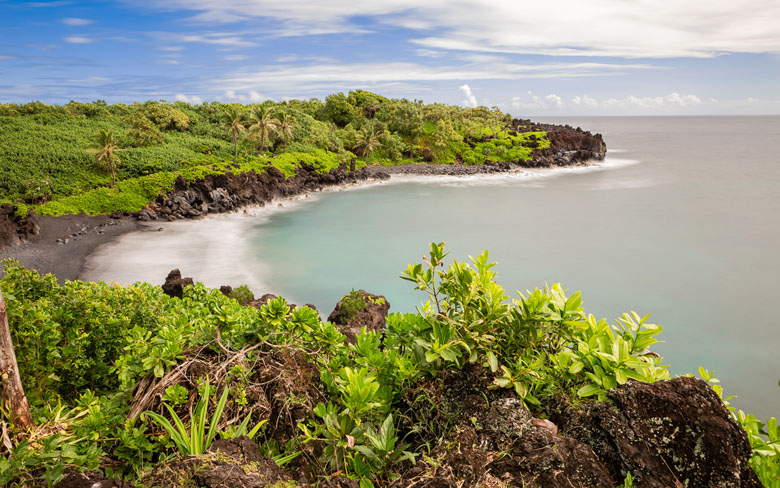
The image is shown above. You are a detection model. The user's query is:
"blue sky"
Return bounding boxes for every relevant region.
[1,0,779,115]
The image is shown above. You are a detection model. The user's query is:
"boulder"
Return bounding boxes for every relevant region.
[400,366,759,487]
[141,437,291,488]
[548,377,761,487]
[399,365,614,487]
[0,204,40,249]
[328,289,390,343]
[56,469,135,488]
[161,268,194,298]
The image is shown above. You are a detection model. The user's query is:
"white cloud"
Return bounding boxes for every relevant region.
[224,54,250,61]
[458,84,477,108]
[64,36,92,44]
[27,1,71,7]
[224,90,268,103]
[571,95,598,108]
[514,91,706,113]
[213,61,656,95]
[60,17,92,26]
[177,33,256,47]
[544,94,563,109]
[175,93,203,104]
[415,48,445,58]
[512,91,564,111]
[133,0,780,58]
[747,97,759,103]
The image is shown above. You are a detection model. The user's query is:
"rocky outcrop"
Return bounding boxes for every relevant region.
[327,289,390,343]
[549,376,761,488]
[399,366,759,488]
[161,268,194,298]
[57,469,136,488]
[512,119,607,166]
[138,164,388,221]
[141,437,291,488]
[0,204,40,249]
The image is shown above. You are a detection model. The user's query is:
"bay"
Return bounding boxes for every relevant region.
[84,116,780,419]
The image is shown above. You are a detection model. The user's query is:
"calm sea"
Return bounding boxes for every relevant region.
[84,116,780,419]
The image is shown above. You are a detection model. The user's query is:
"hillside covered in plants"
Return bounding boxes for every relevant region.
[0,243,777,487]
[0,91,604,219]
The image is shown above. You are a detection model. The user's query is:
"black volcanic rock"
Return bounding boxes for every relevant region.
[161,268,194,298]
[328,289,390,343]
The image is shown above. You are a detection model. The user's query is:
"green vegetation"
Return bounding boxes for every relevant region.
[1,243,777,486]
[0,93,545,216]
[229,284,255,305]
[339,289,368,320]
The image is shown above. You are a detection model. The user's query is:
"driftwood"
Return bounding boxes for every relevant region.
[0,286,34,431]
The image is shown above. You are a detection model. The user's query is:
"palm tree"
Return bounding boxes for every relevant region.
[86,128,121,185]
[353,126,383,163]
[248,104,279,154]
[220,106,247,163]
[275,112,296,149]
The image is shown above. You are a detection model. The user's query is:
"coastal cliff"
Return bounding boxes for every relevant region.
[0,121,606,245]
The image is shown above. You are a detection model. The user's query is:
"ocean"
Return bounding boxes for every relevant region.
[83,116,780,419]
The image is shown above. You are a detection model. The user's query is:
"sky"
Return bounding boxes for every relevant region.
[1,0,779,115]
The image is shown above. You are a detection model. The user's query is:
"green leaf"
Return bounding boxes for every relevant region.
[578,383,602,398]
[615,368,628,385]
[487,351,498,372]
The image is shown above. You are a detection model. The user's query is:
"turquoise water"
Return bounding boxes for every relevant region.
[87,116,780,419]
[247,116,780,418]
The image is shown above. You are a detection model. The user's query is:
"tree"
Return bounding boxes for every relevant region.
[125,112,164,147]
[219,106,247,162]
[0,286,34,431]
[86,128,121,185]
[275,112,296,149]
[248,104,278,154]
[353,126,383,163]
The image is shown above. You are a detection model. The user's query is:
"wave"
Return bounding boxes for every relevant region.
[384,157,641,188]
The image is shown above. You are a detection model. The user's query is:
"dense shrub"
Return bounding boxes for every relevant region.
[2,244,776,486]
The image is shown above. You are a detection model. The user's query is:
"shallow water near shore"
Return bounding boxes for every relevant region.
[84,116,780,419]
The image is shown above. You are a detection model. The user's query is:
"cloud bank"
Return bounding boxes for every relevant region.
[134,0,780,58]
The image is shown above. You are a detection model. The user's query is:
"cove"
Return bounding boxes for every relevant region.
[84,116,780,419]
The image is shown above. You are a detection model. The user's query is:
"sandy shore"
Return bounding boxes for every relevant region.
[0,162,554,283]
[0,214,142,282]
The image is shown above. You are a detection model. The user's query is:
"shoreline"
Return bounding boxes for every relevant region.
[0,160,599,284]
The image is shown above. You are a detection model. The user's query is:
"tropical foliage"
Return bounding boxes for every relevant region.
[1,244,777,486]
[0,93,547,216]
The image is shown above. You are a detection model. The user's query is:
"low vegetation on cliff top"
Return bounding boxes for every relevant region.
[0,243,777,487]
[0,93,549,217]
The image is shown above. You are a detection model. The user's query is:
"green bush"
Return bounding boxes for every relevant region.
[229,284,255,305]
[1,244,778,485]
[339,289,367,320]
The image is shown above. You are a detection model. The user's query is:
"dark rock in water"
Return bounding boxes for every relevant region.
[328,289,390,343]
[56,469,135,487]
[0,204,40,249]
[219,285,233,297]
[161,268,194,298]
[142,437,291,488]
[549,376,761,488]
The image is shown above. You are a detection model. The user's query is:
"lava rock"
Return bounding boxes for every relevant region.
[328,289,390,343]
[161,268,194,298]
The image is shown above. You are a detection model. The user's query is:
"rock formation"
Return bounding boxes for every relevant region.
[327,289,390,343]
[161,268,194,298]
